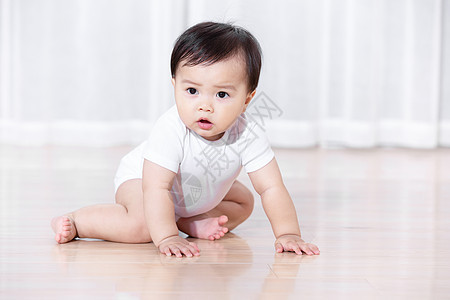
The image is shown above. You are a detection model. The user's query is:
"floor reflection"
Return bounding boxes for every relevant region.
[51,233,260,298]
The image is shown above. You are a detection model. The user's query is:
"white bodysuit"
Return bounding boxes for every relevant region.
[114,105,274,218]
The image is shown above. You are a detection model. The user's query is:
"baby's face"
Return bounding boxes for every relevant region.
[172,55,255,141]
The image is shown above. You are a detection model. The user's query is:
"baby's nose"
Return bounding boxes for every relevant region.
[198,100,213,112]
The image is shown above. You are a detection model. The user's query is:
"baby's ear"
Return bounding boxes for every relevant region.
[171,77,176,87]
[243,90,256,112]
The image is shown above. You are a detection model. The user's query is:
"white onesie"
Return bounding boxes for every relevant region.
[114,105,274,218]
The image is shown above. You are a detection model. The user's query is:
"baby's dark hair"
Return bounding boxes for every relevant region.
[170,22,262,92]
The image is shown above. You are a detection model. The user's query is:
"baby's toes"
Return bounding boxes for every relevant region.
[215,230,226,239]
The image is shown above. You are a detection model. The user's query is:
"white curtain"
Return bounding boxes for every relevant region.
[1,0,449,148]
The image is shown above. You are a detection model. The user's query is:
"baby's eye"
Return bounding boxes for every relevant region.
[217,91,229,99]
[187,88,198,95]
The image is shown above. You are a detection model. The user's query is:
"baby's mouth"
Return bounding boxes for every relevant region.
[197,118,213,129]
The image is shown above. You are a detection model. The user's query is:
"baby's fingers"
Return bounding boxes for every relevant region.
[277,240,301,255]
[275,241,298,254]
[299,243,314,255]
[159,244,181,257]
[160,246,172,257]
[165,244,199,258]
[309,243,320,255]
[275,241,320,256]
[275,242,284,253]
[168,245,183,257]
[282,241,303,255]
[188,242,201,255]
[299,243,320,255]
[180,243,200,257]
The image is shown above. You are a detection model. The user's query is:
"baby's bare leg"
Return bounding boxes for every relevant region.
[51,179,151,244]
[176,180,254,240]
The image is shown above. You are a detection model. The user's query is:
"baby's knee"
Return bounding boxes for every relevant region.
[236,186,254,218]
[245,188,254,209]
[239,188,254,223]
[240,184,254,207]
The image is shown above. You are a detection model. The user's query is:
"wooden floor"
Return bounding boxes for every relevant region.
[1,145,449,299]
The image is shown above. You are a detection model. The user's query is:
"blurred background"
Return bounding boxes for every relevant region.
[0,0,449,149]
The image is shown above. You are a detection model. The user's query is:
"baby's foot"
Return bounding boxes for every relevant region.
[179,215,229,241]
[51,215,77,244]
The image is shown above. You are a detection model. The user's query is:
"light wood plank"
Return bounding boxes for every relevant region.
[1,145,450,299]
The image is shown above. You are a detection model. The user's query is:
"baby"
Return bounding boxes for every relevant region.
[51,22,320,258]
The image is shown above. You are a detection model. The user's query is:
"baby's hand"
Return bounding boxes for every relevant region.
[157,236,200,258]
[274,234,320,255]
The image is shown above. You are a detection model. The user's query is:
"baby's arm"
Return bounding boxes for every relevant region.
[142,159,200,257]
[248,158,320,255]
